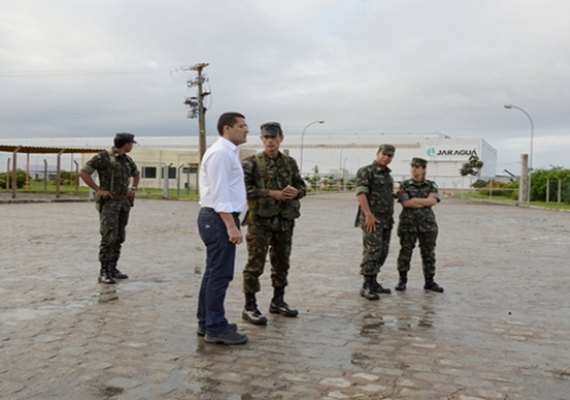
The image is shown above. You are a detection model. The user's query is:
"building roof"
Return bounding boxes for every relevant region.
[0,144,104,154]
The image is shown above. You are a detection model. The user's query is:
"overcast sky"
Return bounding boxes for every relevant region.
[1,0,569,173]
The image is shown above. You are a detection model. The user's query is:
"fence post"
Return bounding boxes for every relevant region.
[43,159,48,191]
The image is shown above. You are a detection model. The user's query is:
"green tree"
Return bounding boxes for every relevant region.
[530,167,570,203]
[460,154,484,187]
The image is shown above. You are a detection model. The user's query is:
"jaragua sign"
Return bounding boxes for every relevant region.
[426,147,478,160]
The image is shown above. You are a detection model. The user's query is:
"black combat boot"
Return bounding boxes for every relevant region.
[372,274,391,294]
[269,287,299,317]
[424,274,444,293]
[108,260,128,280]
[242,293,268,325]
[98,261,116,284]
[360,276,380,300]
[395,271,408,291]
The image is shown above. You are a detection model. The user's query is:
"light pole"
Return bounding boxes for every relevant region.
[299,120,325,174]
[342,157,348,191]
[504,104,534,204]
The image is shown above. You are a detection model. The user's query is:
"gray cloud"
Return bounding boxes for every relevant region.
[1,0,569,172]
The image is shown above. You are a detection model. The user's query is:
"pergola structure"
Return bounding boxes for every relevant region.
[0,144,105,199]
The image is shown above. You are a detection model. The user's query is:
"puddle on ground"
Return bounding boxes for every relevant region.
[98,287,119,304]
[0,308,53,322]
[97,385,124,397]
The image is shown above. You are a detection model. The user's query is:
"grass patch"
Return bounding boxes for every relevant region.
[2,182,200,201]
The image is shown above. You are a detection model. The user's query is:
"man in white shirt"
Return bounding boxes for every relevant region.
[196,112,249,345]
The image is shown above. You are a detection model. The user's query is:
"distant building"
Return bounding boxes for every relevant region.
[1,133,497,191]
[243,133,496,191]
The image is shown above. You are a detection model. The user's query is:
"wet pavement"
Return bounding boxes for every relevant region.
[1,193,569,400]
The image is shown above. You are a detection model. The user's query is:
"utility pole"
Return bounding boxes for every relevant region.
[182,63,210,163]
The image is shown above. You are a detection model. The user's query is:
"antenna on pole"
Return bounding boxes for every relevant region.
[181,63,210,163]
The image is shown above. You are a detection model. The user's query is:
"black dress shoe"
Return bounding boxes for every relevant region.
[197,323,237,337]
[204,330,248,345]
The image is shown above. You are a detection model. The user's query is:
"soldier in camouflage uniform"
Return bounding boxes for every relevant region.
[241,122,306,325]
[80,133,140,284]
[355,144,397,300]
[395,157,444,292]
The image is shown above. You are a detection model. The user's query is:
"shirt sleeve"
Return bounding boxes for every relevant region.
[130,158,140,177]
[289,157,307,199]
[355,166,369,196]
[242,156,268,199]
[430,181,441,202]
[81,153,104,174]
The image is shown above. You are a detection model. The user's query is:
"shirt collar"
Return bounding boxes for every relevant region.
[372,160,391,173]
[219,137,239,153]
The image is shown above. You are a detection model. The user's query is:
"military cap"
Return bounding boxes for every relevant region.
[377,144,395,156]
[115,132,137,143]
[260,122,283,137]
[411,157,428,167]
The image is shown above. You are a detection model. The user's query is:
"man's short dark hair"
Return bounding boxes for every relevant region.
[217,112,245,135]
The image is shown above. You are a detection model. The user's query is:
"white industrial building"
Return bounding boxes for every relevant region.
[1,133,497,192]
[277,133,497,190]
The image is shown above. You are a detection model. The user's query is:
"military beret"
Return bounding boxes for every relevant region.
[115,132,137,143]
[377,144,395,156]
[260,122,283,137]
[411,157,428,167]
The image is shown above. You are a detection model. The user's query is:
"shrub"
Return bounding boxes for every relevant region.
[0,170,30,189]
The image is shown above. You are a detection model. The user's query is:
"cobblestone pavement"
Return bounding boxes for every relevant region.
[1,193,569,400]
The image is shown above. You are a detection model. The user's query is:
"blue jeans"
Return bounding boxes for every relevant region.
[197,208,239,335]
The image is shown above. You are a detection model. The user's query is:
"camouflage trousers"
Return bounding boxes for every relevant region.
[98,200,131,263]
[360,224,392,276]
[243,220,295,294]
[397,228,438,276]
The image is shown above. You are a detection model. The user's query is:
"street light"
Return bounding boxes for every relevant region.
[299,120,325,174]
[504,104,534,204]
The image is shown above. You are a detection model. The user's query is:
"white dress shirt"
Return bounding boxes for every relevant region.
[199,137,246,213]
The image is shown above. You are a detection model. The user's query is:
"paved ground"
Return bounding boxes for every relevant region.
[1,193,569,400]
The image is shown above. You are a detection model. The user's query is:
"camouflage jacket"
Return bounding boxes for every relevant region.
[81,148,139,196]
[397,178,440,232]
[242,151,306,222]
[354,161,395,227]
